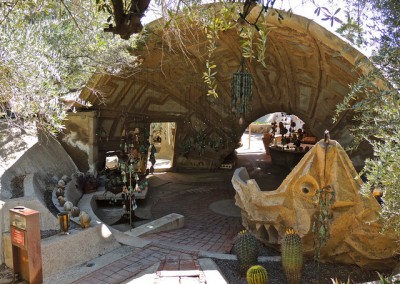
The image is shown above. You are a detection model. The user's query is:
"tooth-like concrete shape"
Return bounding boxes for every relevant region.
[232,139,398,269]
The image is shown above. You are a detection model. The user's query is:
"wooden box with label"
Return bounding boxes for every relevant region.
[9,206,42,284]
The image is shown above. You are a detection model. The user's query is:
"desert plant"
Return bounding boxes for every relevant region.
[331,277,351,284]
[376,272,399,284]
[233,230,259,273]
[281,227,303,284]
[246,265,268,284]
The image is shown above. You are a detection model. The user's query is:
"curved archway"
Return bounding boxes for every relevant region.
[79,5,371,171]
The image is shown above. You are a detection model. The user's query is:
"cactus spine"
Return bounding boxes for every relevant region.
[246,265,268,284]
[233,230,259,273]
[281,228,303,284]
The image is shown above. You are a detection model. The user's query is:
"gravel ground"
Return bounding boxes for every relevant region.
[213,258,393,284]
[215,244,395,284]
[0,264,13,284]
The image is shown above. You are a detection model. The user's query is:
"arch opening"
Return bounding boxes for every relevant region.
[237,112,312,153]
[233,112,317,191]
[148,121,176,170]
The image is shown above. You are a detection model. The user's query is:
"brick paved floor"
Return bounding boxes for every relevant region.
[72,152,287,284]
[72,244,201,284]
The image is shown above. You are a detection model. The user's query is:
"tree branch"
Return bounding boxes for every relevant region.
[60,0,83,34]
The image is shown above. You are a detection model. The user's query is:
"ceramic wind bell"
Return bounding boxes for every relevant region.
[231,59,253,121]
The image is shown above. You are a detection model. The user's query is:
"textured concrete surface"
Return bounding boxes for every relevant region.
[233,139,399,269]
[0,124,78,264]
[124,213,184,237]
[76,3,374,172]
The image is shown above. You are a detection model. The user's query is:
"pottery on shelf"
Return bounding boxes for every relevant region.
[71,206,80,218]
[79,211,91,228]
[58,196,66,206]
[57,179,66,188]
[64,201,73,213]
[56,188,64,197]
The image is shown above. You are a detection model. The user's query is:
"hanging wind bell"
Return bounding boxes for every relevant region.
[231,59,253,116]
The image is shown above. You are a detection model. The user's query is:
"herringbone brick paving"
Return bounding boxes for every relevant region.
[72,151,279,284]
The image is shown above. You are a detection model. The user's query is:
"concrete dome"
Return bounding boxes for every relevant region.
[77,5,372,171]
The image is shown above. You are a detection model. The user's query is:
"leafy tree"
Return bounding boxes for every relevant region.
[334,0,400,233]
[0,0,359,135]
[0,0,141,135]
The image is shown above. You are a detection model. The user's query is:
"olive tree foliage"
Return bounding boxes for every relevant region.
[0,0,141,136]
[334,0,400,233]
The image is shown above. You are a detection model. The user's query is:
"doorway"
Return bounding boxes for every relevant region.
[238,112,306,153]
[149,122,176,170]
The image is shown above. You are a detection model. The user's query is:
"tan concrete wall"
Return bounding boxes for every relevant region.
[59,111,98,174]
[75,7,376,171]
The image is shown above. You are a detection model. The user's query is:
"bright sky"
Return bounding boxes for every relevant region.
[142,1,345,29]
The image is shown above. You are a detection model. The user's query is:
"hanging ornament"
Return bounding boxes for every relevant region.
[231,58,253,115]
[139,144,147,153]
[120,161,126,171]
[121,171,127,183]
[135,182,141,192]
[150,144,157,155]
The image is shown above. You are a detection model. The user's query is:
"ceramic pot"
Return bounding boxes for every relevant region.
[71,206,80,218]
[57,179,66,188]
[56,188,64,197]
[58,196,66,206]
[64,201,73,213]
[79,211,91,228]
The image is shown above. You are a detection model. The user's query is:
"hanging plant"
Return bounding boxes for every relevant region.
[240,24,256,60]
[201,4,237,97]
[256,23,276,68]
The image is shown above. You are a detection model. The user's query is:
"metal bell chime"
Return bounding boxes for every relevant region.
[231,60,253,116]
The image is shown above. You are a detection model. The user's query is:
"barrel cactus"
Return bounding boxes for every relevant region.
[233,230,259,273]
[281,227,303,284]
[246,265,268,284]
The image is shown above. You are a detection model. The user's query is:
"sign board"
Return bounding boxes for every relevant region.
[11,226,26,249]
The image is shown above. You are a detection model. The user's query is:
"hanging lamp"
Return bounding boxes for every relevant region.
[231,58,253,116]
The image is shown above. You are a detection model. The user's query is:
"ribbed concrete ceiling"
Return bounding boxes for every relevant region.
[80,5,371,168]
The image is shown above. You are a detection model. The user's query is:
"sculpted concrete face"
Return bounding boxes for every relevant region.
[232,140,398,268]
